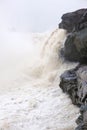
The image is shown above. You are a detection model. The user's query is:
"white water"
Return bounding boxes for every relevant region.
[0,29,79,130]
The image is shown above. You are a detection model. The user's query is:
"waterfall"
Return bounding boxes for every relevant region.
[0,29,79,130]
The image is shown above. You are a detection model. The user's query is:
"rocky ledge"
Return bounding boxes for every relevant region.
[59,8,87,130]
[59,8,87,33]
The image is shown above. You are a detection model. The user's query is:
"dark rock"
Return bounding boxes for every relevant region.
[60,65,87,105]
[76,115,83,125]
[59,65,87,130]
[59,9,87,32]
[59,68,78,105]
[59,8,87,130]
[76,105,87,130]
[63,33,80,61]
[63,28,87,62]
[76,66,87,105]
[75,123,86,130]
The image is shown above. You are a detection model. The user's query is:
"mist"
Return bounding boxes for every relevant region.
[0,1,86,129]
[0,0,87,32]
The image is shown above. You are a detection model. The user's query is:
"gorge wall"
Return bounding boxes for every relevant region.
[59,8,87,130]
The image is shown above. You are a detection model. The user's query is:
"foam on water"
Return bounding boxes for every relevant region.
[0,29,79,130]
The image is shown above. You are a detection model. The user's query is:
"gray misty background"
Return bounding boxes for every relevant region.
[0,0,87,32]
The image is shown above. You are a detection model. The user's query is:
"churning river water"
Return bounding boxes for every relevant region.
[0,29,80,130]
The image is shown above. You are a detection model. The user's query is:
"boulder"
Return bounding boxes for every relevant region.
[59,8,87,32]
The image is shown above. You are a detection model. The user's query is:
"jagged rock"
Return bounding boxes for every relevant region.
[59,8,87,130]
[63,28,87,62]
[59,65,87,130]
[77,66,87,105]
[59,68,78,105]
[75,105,87,130]
[76,115,83,125]
[75,123,87,130]
[59,8,87,32]
[60,65,87,105]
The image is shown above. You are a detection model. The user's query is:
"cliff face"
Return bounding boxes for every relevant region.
[59,9,87,130]
[63,28,87,62]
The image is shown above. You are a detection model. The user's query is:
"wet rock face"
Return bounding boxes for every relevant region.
[59,8,87,130]
[59,9,87,62]
[75,105,87,130]
[63,33,80,62]
[60,65,87,106]
[77,66,87,105]
[62,28,87,62]
[60,69,78,105]
[59,9,87,32]
[59,65,87,130]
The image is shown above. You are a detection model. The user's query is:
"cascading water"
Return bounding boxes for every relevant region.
[0,29,79,130]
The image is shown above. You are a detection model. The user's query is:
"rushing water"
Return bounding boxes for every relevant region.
[0,29,79,130]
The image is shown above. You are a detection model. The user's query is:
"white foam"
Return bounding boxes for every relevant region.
[0,29,79,130]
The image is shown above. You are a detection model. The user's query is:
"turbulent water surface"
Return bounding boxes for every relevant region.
[0,29,80,130]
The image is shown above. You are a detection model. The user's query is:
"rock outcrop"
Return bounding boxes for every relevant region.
[60,68,78,105]
[76,105,87,130]
[64,28,87,62]
[60,65,87,106]
[59,8,87,33]
[59,9,87,62]
[59,8,87,130]
[60,65,87,130]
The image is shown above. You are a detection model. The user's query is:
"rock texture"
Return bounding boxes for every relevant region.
[62,27,87,62]
[60,65,87,130]
[77,66,87,105]
[60,68,78,105]
[60,65,87,105]
[76,105,87,130]
[59,9,87,62]
[59,8,87,130]
[59,8,87,33]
